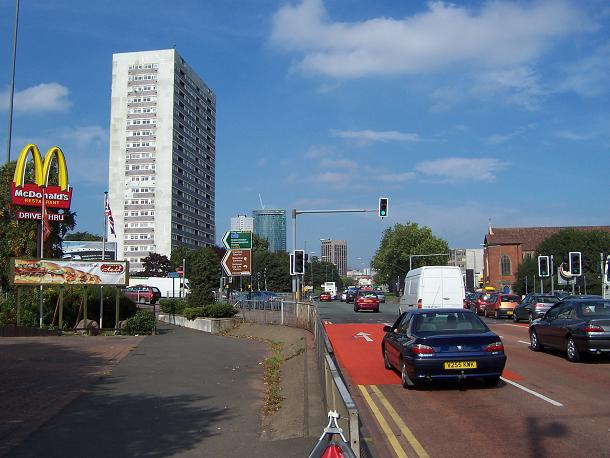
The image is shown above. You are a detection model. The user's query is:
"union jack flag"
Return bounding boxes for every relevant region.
[105,199,116,236]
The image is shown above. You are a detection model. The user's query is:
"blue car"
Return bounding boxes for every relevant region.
[382,309,507,388]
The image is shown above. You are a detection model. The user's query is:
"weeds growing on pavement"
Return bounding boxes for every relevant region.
[262,340,285,415]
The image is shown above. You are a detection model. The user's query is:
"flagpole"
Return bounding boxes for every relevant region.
[100,192,108,329]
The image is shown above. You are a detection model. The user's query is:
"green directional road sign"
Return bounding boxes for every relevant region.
[222,231,253,250]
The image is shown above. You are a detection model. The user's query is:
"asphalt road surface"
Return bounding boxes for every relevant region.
[316,299,610,458]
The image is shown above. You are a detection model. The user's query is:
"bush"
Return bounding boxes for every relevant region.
[124,310,156,335]
[183,306,205,321]
[203,303,238,318]
[159,298,187,315]
[182,303,238,320]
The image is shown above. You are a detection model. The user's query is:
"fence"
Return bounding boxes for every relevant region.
[232,298,360,457]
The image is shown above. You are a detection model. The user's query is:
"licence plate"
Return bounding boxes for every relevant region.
[444,361,477,369]
[506,311,513,315]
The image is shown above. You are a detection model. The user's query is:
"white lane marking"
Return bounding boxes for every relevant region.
[502,324,529,328]
[501,377,563,407]
[518,340,530,345]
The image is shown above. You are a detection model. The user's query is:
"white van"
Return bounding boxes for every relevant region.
[399,266,465,314]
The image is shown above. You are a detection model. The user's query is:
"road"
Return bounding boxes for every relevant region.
[316,299,610,458]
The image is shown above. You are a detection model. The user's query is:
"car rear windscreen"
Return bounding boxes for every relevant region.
[578,301,610,318]
[501,295,520,302]
[414,312,488,333]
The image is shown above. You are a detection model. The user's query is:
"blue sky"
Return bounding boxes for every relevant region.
[1,0,609,268]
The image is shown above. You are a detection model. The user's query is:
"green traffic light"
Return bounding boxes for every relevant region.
[381,210,386,216]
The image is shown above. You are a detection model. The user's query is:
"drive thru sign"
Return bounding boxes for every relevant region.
[221,249,252,276]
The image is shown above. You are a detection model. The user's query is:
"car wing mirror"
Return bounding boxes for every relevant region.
[383,325,394,333]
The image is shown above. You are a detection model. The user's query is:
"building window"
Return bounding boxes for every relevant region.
[500,255,512,276]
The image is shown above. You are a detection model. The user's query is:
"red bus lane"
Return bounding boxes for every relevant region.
[325,322,610,458]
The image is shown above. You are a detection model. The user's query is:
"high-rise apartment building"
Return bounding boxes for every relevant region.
[230,215,254,232]
[108,49,216,271]
[252,209,286,252]
[320,239,347,277]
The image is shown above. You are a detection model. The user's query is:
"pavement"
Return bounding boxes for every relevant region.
[0,322,324,457]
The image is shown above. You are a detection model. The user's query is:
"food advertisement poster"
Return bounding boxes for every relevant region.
[10,258,129,286]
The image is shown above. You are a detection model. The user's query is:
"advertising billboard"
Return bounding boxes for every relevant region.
[10,258,128,286]
[62,241,116,261]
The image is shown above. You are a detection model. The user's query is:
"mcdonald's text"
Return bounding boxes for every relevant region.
[11,183,72,209]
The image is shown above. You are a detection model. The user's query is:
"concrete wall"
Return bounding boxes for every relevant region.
[158,314,238,334]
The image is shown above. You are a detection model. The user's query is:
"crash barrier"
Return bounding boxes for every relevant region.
[232,298,360,457]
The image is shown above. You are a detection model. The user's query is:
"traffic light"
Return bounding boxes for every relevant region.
[294,250,305,274]
[569,251,582,276]
[538,255,550,277]
[378,197,389,218]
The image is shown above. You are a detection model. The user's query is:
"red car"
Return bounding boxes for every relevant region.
[319,292,332,302]
[484,293,520,319]
[474,292,495,316]
[354,291,380,313]
[125,285,162,305]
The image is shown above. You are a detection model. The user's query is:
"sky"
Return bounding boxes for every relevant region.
[1,0,609,268]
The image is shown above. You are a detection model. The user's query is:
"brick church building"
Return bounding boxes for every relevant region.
[483,225,610,292]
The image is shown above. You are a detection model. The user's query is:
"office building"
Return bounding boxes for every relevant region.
[230,215,254,232]
[449,248,483,274]
[320,239,347,277]
[108,49,216,270]
[252,209,286,252]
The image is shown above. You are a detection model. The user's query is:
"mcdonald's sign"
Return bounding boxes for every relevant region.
[11,144,72,209]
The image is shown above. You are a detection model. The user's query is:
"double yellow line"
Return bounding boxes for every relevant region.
[358,385,429,458]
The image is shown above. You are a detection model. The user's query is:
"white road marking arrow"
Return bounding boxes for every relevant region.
[354,332,373,342]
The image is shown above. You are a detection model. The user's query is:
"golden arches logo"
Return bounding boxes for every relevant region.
[11,143,72,210]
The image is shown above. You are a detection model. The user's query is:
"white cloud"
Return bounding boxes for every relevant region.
[1,83,71,113]
[304,145,335,158]
[379,172,416,183]
[554,44,610,97]
[57,125,107,148]
[311,171,350,186]
[331,129,420,142]
[487,124,535,145]
[415,157,509,182]
[271,0,593,78]
[320,158,358,169]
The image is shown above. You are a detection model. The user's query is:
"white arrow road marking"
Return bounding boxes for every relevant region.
[518,340,530,345]
[354,332,373,342]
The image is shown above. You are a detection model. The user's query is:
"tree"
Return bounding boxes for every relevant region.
[64,231,102,241]
[371,222,449,292]
[513,229,610,295]
[187,247,221,304]
[141,253,172,277]
[306,260,343,291]
[0,160,76,292]
[170,245,189,270]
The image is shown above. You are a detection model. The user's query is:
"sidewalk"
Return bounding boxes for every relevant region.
[1,323,324,457]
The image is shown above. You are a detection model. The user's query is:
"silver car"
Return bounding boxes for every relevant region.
[374,290,386,303]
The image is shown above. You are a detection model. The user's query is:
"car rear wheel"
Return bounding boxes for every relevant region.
[400,359,415,389]
[530,329,543,351]
[383,348,392,370]
[566,337,581,362]
[484,376,500,387]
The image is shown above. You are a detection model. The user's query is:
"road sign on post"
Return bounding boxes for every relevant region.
[222,231,253,250]
[221,249,252,276]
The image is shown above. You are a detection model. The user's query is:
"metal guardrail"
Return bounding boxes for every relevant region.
[231,298,360,457]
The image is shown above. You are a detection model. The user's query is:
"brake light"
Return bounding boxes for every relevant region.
[583,325,604,333]
[412,344,434,355]
[417,299,423,309]
[485,341,504,352]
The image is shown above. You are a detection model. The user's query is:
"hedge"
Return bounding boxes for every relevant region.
[182,303,238,321]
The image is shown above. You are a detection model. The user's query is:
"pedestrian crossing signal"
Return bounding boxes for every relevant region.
[378,197,388,218]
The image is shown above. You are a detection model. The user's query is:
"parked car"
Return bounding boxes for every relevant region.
[354,290,380,312]
[513,294,560,323]
[319,292,332,302]
[529,298,610,362]
[340,290,347,302]
[346,287,359,303]
[399,266,465,314]
[124,285,162,305]
[382,309,507,388]
[484,294,521,319]
[374,290,386,303]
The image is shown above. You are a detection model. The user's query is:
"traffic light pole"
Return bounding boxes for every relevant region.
[291,208,379,300]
